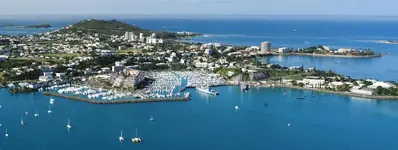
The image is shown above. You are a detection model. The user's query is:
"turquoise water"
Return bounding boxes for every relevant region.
[1,87,398,150]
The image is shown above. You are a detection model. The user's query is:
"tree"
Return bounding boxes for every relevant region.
[291,80,298,86]
[298,82,304,87]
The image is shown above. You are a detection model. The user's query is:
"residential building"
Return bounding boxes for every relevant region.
[260,41,271,53]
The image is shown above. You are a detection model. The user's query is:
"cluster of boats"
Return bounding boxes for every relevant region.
[56,86,140,100]
[176,71,226,87]
[38,84,70,92]
[4,97,72,138]
[145,72,183,98]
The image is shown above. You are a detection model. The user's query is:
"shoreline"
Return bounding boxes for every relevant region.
[279,53,381,58]
[260,84,398,100]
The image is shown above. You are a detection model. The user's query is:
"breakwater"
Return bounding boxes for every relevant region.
[42,92,190,104]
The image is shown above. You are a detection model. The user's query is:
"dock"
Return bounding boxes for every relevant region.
[42,92,190,104]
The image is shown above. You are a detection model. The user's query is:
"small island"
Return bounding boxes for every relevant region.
[278,45,381,58]
[0,24,52,29]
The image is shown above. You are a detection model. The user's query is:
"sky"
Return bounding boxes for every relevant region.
[0,0,397,16]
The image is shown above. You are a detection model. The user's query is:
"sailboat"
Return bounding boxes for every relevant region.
[47,105,52,114]
[149,116,155,122]
[131,128,142,143]
[34,108,39,117]
[66,118,72,130]
[49,97,55,105]
[119,130,124,142]
[20,115,24,126]
[5,128,8,137]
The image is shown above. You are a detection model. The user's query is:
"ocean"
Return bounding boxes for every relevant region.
[1,18,398,150]
[1,18,398,81]
[1,87,398,150]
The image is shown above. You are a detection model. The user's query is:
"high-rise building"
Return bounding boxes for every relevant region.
[129,32,136,41]
[124,32,130,41]
[151,33,156,38]
[260,41,271,53]
[139,33,144,40]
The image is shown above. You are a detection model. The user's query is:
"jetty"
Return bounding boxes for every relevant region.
[42,92,190,104]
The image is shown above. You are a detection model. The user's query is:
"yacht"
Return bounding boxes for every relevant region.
[5,128,8,137]
[119,130,124,142]
[196,87,219,95]
[132,128,142,143]
[20,115,24,126]
[48,105,52,114]
[67,118,72,130]
[235,106,239,110]
[34,108,39,117]
[50,98,55,105]
[149,116,155,122]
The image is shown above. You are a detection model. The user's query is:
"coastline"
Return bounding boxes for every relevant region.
[279,53,381,58]
[262,84,398,100]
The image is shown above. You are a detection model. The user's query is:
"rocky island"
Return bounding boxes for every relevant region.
[0,24,52,28]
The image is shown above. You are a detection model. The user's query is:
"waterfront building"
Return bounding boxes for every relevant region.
[39,72,54,82]
[278,47,292,53]
[260,41,271,53]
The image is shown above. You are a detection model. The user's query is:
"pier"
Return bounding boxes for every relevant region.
[42,92,190,104]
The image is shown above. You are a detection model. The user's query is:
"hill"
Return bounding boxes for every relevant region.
[58,19,187,39]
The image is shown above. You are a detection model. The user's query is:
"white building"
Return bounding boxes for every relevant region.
[139,33,144,40]
[205,49,213,55]
[39,72,54,82]
[260,41,271,53]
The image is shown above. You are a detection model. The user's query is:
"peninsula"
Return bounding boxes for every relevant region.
[278,45,381,58]
[0,24,51,29]
[0,18,395,102]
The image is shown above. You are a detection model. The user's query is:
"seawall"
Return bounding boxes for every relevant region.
[42,92,190,104]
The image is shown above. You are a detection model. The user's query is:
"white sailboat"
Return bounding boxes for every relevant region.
[119,130,124,142]
[47,105,52,114]
[50,97,55,105]
[20,115,24,126]
[34,108,39,117]
[4,128,8,137]
[149,116,155,121]
[66,118,72,130]
[131,128,142,143]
